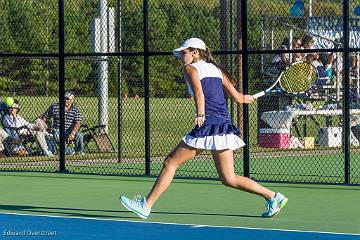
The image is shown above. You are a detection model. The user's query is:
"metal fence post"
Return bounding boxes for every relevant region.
[58,0,66,172]
[343,0,350,184]
[117,0,123,163]
[144,0,151,176]
[241,0,250,177]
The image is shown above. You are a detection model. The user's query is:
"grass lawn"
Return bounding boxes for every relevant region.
[14,96,329,156]
[4,96,360,184]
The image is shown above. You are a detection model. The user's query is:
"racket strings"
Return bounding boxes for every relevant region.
[280,62,317,93]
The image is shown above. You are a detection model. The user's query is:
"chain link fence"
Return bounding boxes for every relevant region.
[0,0,359,184]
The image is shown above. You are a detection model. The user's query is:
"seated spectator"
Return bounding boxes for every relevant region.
[350,52,360,75]
[2,100,55,156]
[0,128,9,154]
[300,35,333,86]
[327,42,359,79]
[0,97,13,152]
[301,35,321,65]
[319,52,336,78]
[292,36,303,62]
[318,38,341,79]
[306,54,329,86]
[0,97,14,117]
[270,36,302,74]
[41,92,84,155]
[318,41,359,88]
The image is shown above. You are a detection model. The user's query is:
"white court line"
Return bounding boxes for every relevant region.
[0,211,359,237]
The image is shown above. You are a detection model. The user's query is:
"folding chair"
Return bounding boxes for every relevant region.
[3,126,43,156]
[2,137,26,156]
[82,124,115,153]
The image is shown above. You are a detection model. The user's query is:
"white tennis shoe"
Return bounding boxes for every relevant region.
[262,192,288,217]
[120,195,151,219]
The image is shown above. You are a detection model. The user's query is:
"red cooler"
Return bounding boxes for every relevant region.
[259,128,290,148]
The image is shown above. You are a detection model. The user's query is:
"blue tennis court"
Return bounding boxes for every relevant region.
[1,212,359,240]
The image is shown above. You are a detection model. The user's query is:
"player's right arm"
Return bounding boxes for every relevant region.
[222,73,254,104]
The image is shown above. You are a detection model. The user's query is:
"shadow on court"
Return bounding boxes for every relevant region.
[152,211,261,218]
[0,204,137,220]
[0,204,260,219]
[3,173,360,189]
[0,173,221,186]
[270,184,360,191]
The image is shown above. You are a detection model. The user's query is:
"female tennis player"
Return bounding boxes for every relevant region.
[120,38,288,219]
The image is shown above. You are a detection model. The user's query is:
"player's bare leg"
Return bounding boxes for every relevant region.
[146,141,202,208]
[120,141,202,218]
[212,149,275,199]
[212,149,288,217]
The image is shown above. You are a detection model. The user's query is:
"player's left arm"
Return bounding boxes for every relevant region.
[183,65,205,127]
[222,74,254,104]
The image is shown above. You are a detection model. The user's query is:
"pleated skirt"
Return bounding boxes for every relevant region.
[182,115,245,150]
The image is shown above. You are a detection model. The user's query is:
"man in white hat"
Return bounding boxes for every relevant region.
[41,92,84,155]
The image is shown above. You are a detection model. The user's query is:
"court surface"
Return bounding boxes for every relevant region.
[1,212,359,240]
[0,172,359,239]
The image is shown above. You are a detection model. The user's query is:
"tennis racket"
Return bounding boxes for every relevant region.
[253,61,317,99]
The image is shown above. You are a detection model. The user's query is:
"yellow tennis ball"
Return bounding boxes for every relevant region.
[4,97,14,107]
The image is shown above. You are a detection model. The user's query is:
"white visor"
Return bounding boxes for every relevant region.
[173,38,206,58]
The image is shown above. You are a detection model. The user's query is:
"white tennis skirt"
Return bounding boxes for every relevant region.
[182,115,245,151]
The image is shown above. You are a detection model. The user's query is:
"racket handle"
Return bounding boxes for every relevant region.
[252,91,265,99]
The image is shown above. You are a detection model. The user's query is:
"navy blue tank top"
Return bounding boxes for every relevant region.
[188,60,229,119]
